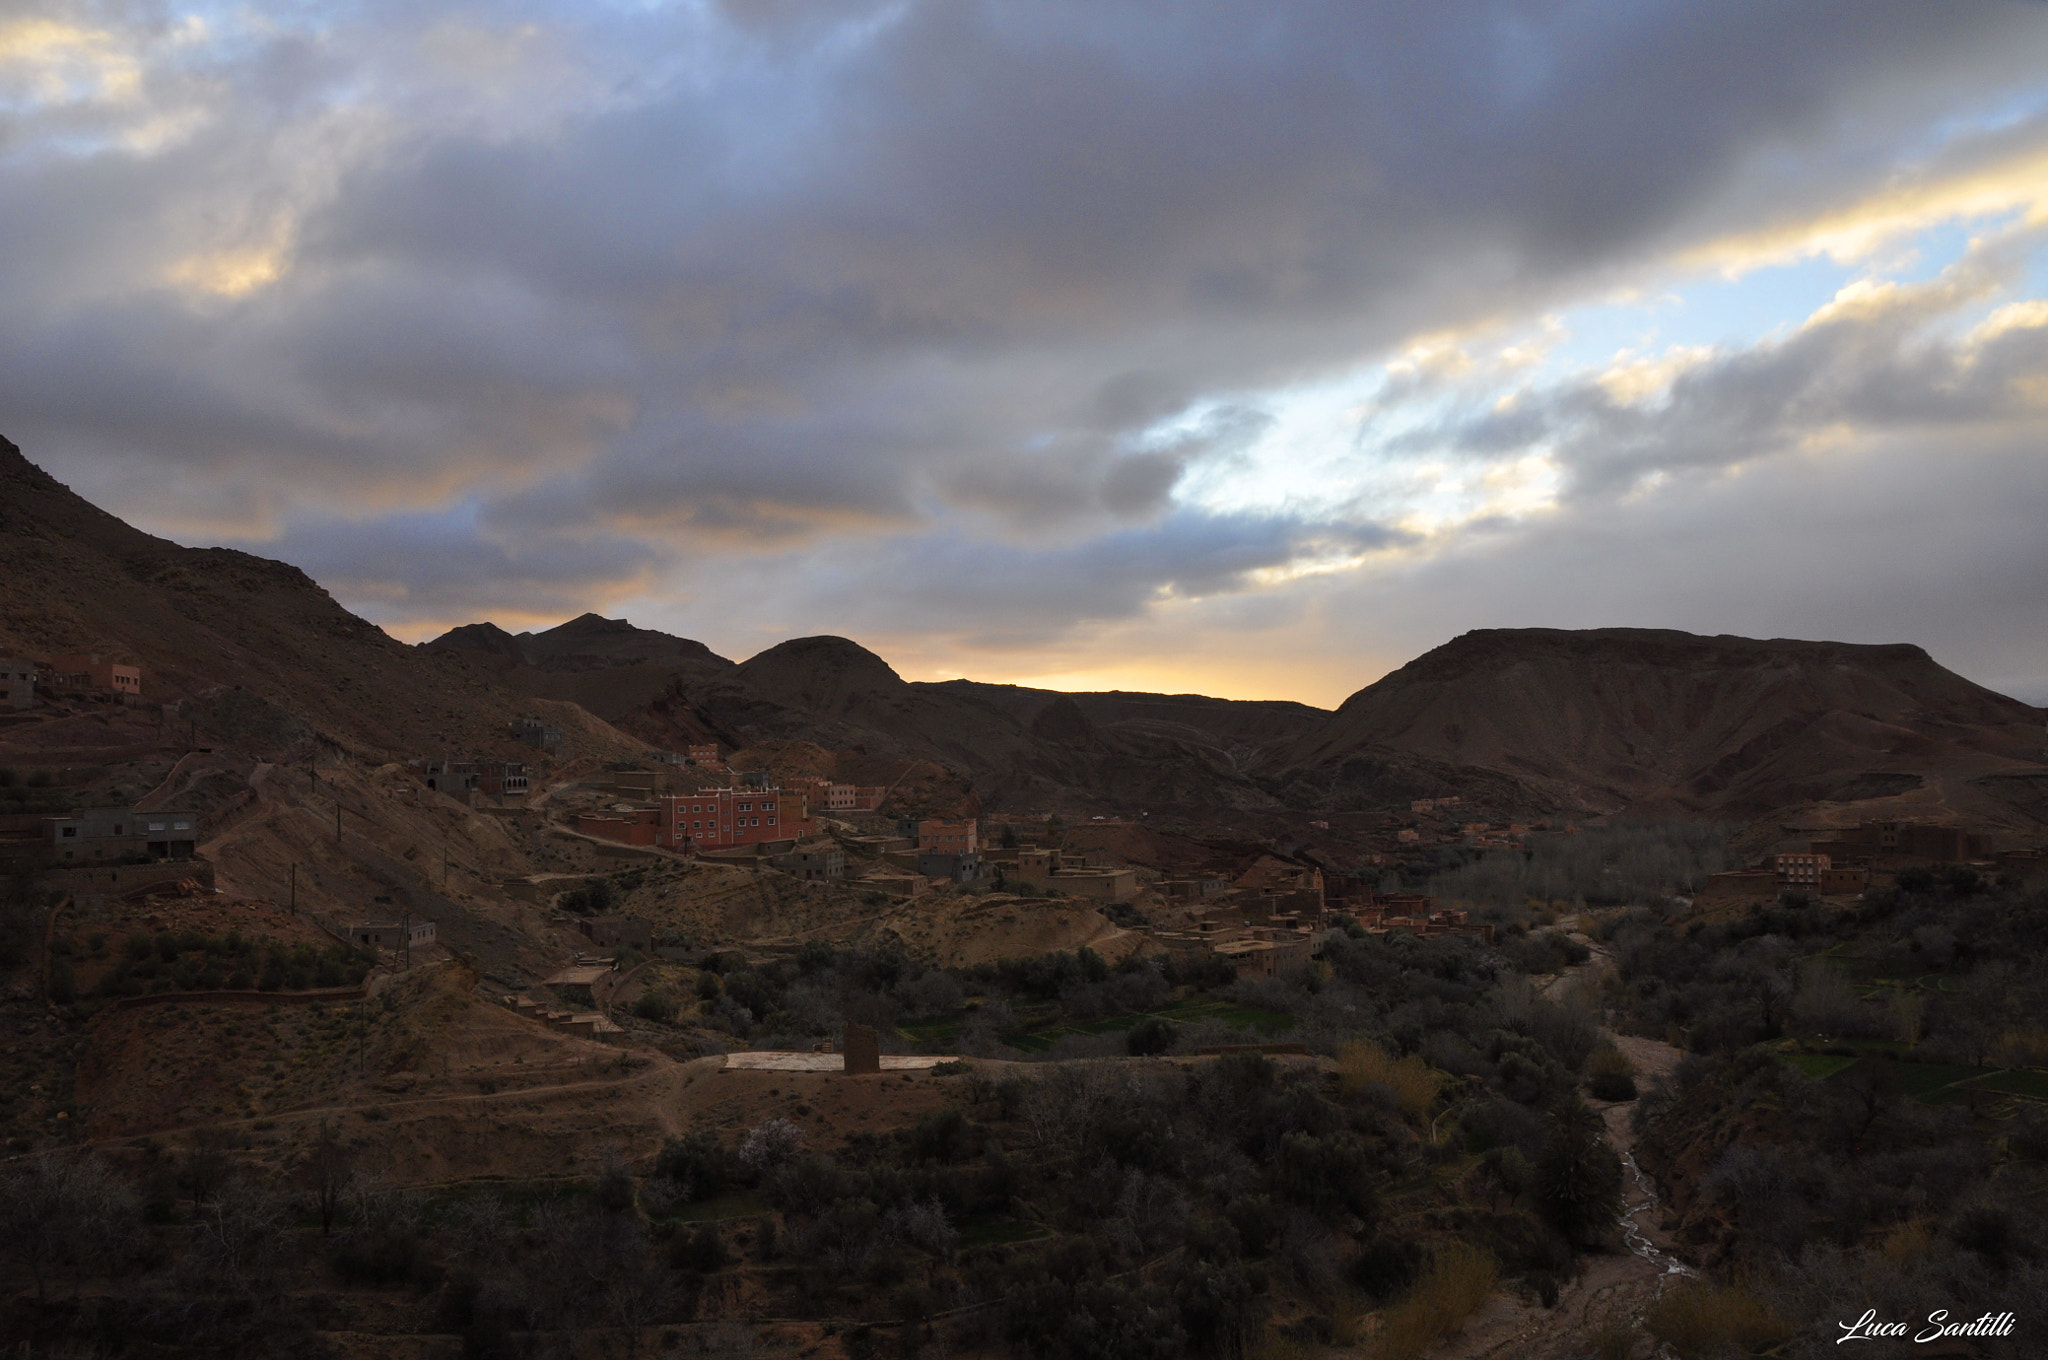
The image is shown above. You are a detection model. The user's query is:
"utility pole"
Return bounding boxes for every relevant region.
[358,998,366,1075]
[290,863,297,913]
[335,800,342,845]
[402,913,411,971]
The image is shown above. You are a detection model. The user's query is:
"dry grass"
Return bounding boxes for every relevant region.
[1370,1242,1498,1360]
[1878,1215,1934,1265]
[1643,1279,1789,1360]
[1339,1040,1444,1118]
[1590,1319,1635,1360]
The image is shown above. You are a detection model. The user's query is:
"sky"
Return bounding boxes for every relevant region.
[6,1,2048,708]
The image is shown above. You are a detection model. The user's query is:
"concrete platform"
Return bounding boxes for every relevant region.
[721,1051,961,1072]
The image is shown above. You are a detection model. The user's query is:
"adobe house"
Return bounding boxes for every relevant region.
[917,817,978,853]
[842,1022,881,1074]
[514,716,564,752]
[917,848,986,886]
[772,843,846,881]
[577,917,652,950]
[48,808,198,864]
[478,761,528,800]
[1048,867,1138,902]
[0,659,34,710]
[420,759,479,798]
[350,920,437,951]
[46,653,142,698]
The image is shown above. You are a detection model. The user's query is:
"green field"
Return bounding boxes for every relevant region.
[1003,999,1297,1053]
[664,1189,768,1223]
[899,996,1296,1053]
[1785,1053,1858,1079]
[1960,1069,2048,1101]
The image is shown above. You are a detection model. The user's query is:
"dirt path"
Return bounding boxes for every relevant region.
[1424,925,1692,1360]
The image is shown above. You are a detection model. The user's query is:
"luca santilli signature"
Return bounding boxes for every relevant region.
[1836,1309,2016,1343]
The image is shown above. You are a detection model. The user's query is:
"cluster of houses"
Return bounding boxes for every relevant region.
[414,758,531,806]
[0,653,145,710]
[1701,818,2015,899]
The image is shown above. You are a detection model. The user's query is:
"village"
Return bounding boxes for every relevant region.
[7,644,2038,1050]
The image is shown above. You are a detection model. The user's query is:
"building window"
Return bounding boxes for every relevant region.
[767,817,775,825]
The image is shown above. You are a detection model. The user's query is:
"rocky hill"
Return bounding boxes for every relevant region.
[1273,628,2047,823]
[671,636,1316,813]
[423,613,734,729]
[20,423,2034,826]
[0,434,633,763]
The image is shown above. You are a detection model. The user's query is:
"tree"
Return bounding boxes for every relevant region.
[1126,1015,1177,1056]
[306,1122,355,1235]
[0,1153,135,1305]
[1534,1099,1622,1245]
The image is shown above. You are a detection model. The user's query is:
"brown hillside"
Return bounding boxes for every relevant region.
[668,636,1303,814]
[0,434,639,764]
[1276,627,2047,821]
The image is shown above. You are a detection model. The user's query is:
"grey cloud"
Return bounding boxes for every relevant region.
[1304,421,2048,706]
[1409,237,2048,499]
[240,509,666,626]
[777,509,1410,646]
[6,0,2048,655]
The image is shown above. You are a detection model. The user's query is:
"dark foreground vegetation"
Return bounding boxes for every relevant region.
[1612,874,2048,1358]
[0,921,1634,1359]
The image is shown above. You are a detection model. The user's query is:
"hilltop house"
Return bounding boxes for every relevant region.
[48,807,197,864]
[0,659,34,710]
[46,653,141,698]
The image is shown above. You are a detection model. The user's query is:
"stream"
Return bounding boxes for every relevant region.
[1433,929,1696,1359]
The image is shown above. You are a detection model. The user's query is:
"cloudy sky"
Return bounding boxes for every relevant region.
[7,1,2048,706]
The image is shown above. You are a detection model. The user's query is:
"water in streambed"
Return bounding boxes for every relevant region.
[1617,1138,1694,1280]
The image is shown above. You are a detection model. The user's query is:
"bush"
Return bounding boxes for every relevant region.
[1370,1242,1498,1360]
[632,989,679,1023]
[654,1131,738,1203]
[1348,1233,1423,1299]
[1643,1279,1789,1359]
[669,1224,729,1274]
[1126,1015,1177,1056]
[1338,1040,1442,1118]
[1584,1047,1637,1102]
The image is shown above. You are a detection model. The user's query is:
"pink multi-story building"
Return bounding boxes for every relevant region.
[659,787,816,851]
[918,818,977,854]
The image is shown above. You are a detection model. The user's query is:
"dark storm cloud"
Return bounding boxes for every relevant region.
[6,0,2048,646]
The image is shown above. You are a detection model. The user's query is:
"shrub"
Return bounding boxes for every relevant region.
[47,957,74,1004]
[1370,1242,1498,1360]
[1585,1047,1637,1102]
[1643,1279,1789,1359]
[669,1223,729,1274]
[1126,1015,1177,1056]
[632,990,679,1023]
[1347,1232,1423,1299]
[654,1131,738,1203]
[1338,1040,1442,1118]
